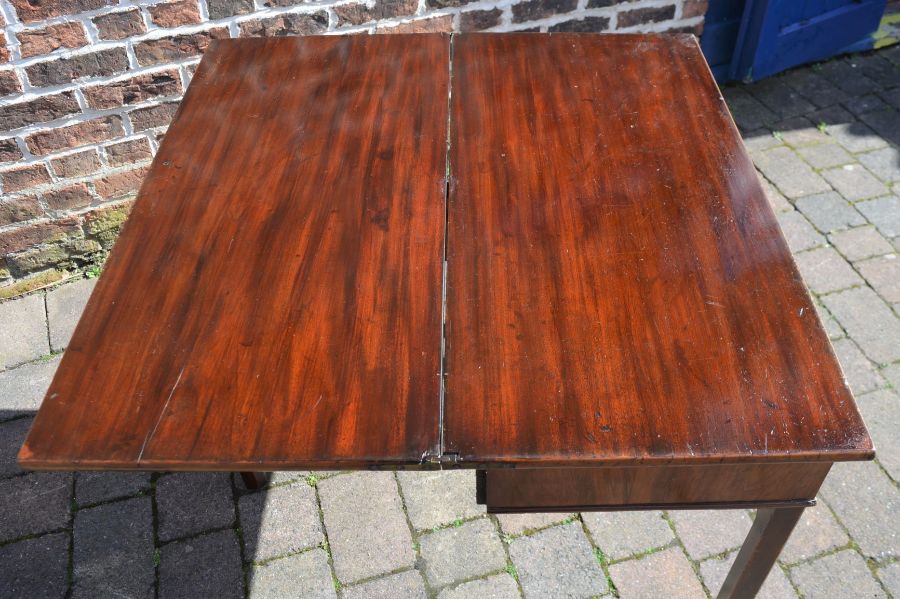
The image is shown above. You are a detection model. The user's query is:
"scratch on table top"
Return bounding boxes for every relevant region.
[137,366,185,462]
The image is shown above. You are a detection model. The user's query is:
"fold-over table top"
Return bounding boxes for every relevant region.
[20,34,872,471]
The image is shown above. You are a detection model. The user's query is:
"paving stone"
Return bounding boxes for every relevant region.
[495,512,574,536]
[857,389,900,481]
[782,68,850,109]
[160,529,243,599]
[249,549,337,599]
[821,164,888,201]
[156,472,234,542]
[878,560,900,598]
[437,573,520,599]
[0,472,70,541]
[775,210,825,252]
[609,547,705,599]
[759,175,792,213]
[820,461,899,559]
[0,532,69,598]
[831,338,885,396]
[46,278,96,352]
[754,147,831,199]
[750,80,816,120]
[319,471,414,584]
[700,550,795,598]
[857,254,900,303]
[0,417,31,478]
[420,518,506,588]
[508,522,607,598]
[856,195,900,239]
[343,569,426,599]
[826,121,888,153]
[74,496,154,599]
[796,142,853,169]
[791,549,886,599]
[794,191,866,233]
[772,117,828,147]
[857,147,900,182]
[845,93,889,116]
[723,88,777,131]
[779,501,848,564]
[814,301,844,339]
[743,129,783,153]
[397,470,484,531]
[582,510,674,560]
[669,509,752,560]
[819,59,880,96]
[793,247,862,294]
[0,293,49,369]
[860,108,900,148]
[238,479,323,562]
[75,471,151,505]
[829,226,895,262]
[822,286,900,364]
[0,355,59,419]
[882,362,900,389]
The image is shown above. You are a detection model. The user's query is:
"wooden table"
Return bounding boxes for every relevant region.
[19,34,873,598]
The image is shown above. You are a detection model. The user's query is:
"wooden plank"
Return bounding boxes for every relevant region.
[444,33,872,466]
[20,35,450,470]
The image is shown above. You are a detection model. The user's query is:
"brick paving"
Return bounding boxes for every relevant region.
[1,48,899,597]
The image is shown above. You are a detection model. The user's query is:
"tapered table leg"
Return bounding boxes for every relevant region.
[717,506,805,599]
[239,472,266,490]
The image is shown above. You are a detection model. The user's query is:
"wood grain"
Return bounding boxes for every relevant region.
[443,33,872,466]
[20,35,450,470]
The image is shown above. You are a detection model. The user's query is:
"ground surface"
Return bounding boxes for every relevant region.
[1,47,899,598]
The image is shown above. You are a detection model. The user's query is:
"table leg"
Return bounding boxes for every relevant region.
[717,506,805,599]
[239,472,266,490]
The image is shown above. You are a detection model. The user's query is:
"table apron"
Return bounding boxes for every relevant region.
[476,462,831,513]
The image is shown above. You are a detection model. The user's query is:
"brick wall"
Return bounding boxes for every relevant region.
[0,0,707,295]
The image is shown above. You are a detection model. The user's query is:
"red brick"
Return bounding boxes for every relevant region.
[335,0,417,26]
[17,22,88,59]
[207,0,253,19]
[511,0,576,23]
[459,8,503,31]
[0,217,81,256]
[0,196,42,226]
[105,138,153,166]
[134,28,229,67]
[683,0,709,18]
[239,13,328,36]
[92,9,147,40]
[128,102,179,131]
[0,92,81,131]
[0,70,22,97]
[1,163,52,193]
[0,33,10,64]
[149,0,202,27]
[83,69,182,110]
[25,116,124,156]
[376,15,454,33]
[25,48,129,88]
[0,139,23,163]
[9,0,115,23]
[549,16,610,31]
[617,4,676,28]
[50,149,102,178]
[93,166,150,199]
[44,183,93,212]
[427,0,475,6]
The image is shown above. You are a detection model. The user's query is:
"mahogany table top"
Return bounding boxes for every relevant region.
[20,33,872,471]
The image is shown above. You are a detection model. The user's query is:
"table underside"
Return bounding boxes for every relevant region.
[19,33,871,472]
